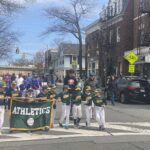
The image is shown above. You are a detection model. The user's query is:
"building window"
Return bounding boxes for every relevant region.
[139,23,145,30]
[92,63,95,69]
[117,26,121,43]
[116,0,123,14]
[70,55,72,64]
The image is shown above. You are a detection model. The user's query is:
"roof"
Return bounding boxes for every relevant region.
[59,43,85,56]
[84,19,100,31]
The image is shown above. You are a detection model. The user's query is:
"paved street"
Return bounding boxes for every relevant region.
[1,102,150,150]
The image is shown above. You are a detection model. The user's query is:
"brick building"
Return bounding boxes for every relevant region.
[85,0,150,85]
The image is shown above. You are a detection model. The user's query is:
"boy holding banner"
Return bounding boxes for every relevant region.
[58,85,71,129]
[47,85,57,128]
[36,86,50,132]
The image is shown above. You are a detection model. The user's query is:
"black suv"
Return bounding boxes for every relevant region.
[116,77,150,104]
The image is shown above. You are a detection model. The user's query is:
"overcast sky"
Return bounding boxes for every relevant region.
[12,0,108,56]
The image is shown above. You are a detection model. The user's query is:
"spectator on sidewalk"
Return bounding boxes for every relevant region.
[107,75,117,105]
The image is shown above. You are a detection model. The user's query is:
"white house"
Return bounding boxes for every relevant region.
[54,43,85,80]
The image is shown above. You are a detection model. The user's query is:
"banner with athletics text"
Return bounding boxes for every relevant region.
[10,99,51,131]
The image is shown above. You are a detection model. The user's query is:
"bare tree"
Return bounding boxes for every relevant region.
[0,0,27,59]
[0,0,22,15]
[0,18,18,58]
[10,55,33,66]
[44,0,96,78]
[33,50,45,73]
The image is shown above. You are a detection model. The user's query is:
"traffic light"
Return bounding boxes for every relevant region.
[16,47,19,54]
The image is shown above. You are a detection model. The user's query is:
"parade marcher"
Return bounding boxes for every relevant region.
[47,85,57,128]
[32,75,41,98]
[36,86,49,132]
[4,73,11,87]
[107,75,117,105]
[64,69,78,119]
[11,73,16,82]
[25,73,33,90]
[15,74,24,91]
[36,86,48,98]
[82,86,93,127]
[19,83,26,97]
[77,77,84,92]
[93,88,107,131]
[0,83,6,135]
[58,85,71,129]
[84,73,98,119]
[72,86,82,128]
[4,81,17,110]
[25,88,33,98]
[84,73,98,92]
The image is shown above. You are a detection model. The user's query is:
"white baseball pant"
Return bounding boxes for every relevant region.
[0,106,5,130]
[95,106,105,127]
[85,105,92,127]
[60,103,70,126]
[73,104,82,119]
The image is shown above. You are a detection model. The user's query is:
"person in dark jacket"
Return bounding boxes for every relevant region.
[64,69,77,119]
[107,75,117,105]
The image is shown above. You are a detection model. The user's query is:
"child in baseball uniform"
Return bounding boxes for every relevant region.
[92,88,107,131]
[72,86,82,128]
[0,84,6,135]
[47,85,57,128]
[82,86,93,127]
[58,85,71,129]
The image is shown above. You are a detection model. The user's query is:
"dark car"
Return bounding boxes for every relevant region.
[116,77,150,104]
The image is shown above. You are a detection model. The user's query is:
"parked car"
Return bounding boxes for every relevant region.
[116,77,150,104]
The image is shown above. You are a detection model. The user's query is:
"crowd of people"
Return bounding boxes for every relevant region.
[0,70,116,135]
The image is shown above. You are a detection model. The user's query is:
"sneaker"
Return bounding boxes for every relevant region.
[27,130,32,134]
[59,122,63,127]
[85,121,87,127]
[99,125,105,131]
[74,125,78,129]
[64,125,69,129]
[101,127,105,131]
[44,127,50,132]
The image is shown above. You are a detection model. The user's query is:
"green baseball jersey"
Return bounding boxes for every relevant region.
[58,92,71,105]
[72,91,82,105]
[47,91,57,109]
[82,92,93,106]
[0,91,5,105]
[92,95,107,107]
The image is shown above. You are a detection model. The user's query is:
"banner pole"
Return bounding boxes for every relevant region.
[9,97,13,132]
[50,99,54,128]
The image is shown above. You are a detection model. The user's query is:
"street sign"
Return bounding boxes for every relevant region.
[125,52,138,64]
[128,64,135,73]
